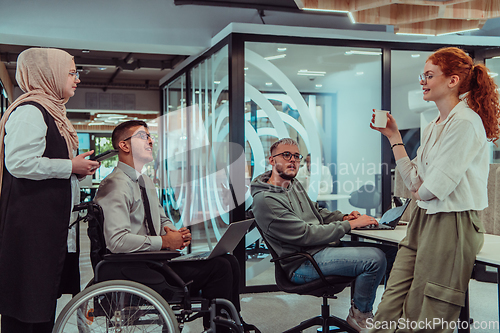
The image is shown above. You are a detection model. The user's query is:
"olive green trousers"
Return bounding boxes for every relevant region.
[369,207,484,333]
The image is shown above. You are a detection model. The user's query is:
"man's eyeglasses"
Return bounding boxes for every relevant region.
[123,131,153,141]
[272,151,303,162]
[69,72,80,80]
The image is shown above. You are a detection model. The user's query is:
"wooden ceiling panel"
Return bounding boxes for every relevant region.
[297,0,500,35]
[353,4,440,25]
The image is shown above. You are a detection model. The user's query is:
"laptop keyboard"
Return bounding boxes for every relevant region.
[171,251,211,261]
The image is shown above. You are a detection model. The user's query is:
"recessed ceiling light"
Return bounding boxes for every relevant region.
[264,54,286,61]
[356,72,364,76]
[315,84,323,88]
[345,50,382,56]
[214,81,220,84]
[82,50,90,53]
[244,67,249,70]
[411,54,420,58]
[265,82,273,86]
[98,67,107,70]
[277,47,287,52]
[297,70,326,77]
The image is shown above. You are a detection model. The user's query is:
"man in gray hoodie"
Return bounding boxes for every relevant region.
[251,138,396,333]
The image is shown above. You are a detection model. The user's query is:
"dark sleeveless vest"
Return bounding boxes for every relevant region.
[0,102,72,322]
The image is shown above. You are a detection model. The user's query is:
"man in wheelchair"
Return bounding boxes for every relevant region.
[93,120,258,333]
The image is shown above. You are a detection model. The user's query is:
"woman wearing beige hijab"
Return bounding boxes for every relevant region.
[0,48,100,333]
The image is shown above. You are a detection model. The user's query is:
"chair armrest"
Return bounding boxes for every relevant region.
[271,252,332,287]
[103,250,181,261]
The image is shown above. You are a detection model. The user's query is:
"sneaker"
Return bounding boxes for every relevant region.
[346,302,373,332]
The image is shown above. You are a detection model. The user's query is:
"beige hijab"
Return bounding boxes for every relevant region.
[0,48,79,196]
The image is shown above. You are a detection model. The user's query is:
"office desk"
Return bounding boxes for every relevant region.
[351,226,500,333]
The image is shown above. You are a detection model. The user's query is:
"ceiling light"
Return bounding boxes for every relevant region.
[395,32,435,37]
[264,54,286,61]
[411,54,421,58]
[82,50,90,53]
[89,122,105,126]
[277,48,287,52]
[214,81,220,84]
[315,84,323,88]
[492,56,500,59]
[297,70,326,77]
[108,115,127,119]
[265,82,273,86]
[302,8,349,14]
[356,72,364,76]
[98,67,107,71]
[436,28,480,36]
[347,12,355,24]
[244,67,249,70]
[345,50,382,56]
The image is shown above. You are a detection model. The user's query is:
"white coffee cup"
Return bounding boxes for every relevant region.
[373,110,390,128]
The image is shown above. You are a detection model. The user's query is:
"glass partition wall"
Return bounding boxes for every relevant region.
[160,33,494,292]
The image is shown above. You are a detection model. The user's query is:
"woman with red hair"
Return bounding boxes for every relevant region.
[369,47,500,333]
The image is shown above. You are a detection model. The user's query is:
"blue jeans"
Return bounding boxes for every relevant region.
[291,241,397,313]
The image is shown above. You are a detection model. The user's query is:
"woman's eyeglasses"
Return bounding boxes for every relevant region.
[419,73,442,84]
[272,151,303,162]
[69,72,80,80]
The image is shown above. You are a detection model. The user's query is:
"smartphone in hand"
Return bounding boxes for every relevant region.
[90,149,118,162]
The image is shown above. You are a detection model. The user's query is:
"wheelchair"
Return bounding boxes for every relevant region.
[53,201,244,333]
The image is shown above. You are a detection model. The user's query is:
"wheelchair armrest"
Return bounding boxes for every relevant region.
[271,252,333,287]
[103,250,181,261]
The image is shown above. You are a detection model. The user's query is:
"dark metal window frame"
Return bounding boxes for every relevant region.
[160,31,497,293]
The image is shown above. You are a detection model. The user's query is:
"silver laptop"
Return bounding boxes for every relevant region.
[170,218,254,262]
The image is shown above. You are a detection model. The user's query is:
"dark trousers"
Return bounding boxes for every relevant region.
[166,253,241,330]
[1,314,54,333]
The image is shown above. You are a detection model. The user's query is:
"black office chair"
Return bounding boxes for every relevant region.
[349,184,381,217]
[255,224,357,333]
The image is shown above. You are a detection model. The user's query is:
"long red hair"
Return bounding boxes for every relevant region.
[427,47,500,141]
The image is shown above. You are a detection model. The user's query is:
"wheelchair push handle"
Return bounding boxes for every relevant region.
[73,201,96,212]
[70,202,103,229]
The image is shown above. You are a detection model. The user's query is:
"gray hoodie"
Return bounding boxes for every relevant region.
[250,170,351,279]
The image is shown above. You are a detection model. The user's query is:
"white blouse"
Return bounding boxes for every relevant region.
[4,104,81,252]
[396,100,489,214]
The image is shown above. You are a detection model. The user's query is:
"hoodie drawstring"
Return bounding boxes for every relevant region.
[287,189,304,212]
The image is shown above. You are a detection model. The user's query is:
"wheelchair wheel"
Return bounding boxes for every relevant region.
[53,280,180,333]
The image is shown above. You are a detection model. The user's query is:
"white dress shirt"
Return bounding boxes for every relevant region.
[396,100,489,214]
[94,161,174,253]
[4,104,80,251]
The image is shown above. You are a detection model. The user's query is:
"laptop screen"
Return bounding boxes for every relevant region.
[379,199,411,227]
